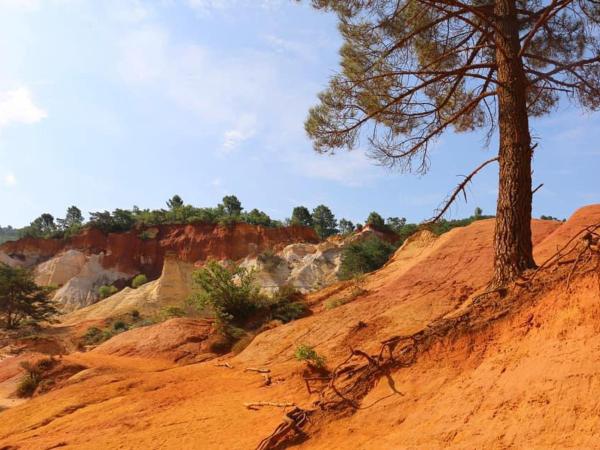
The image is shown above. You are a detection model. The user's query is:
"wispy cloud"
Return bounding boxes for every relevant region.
[0,87,47,128]
[222,114,257,152]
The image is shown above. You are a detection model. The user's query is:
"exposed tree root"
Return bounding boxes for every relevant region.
[256,407,311,450]
[255,222,600,450]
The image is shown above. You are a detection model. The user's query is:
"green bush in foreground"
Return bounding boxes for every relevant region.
[295,344,326,369]
[191,260,264,329]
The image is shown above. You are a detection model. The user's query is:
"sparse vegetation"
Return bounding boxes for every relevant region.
[325,277,367,309]
[267,285,308,323]
[131,274,148,289]
[191,262,307,346]
[338,236,397,280]
[16,358,57,398]
[295,344,326,369]
[98,284,119,299]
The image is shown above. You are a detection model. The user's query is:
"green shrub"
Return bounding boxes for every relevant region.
[130,309,141,321]
[112,320,128,332]
[338,236,396,280]
[159,306,187,320]
[268,285,307,323]
[131,274,148,289]
[295,344,326,369]
[98,285,118,299]
[82,326,109,345]
[191,260,264,328]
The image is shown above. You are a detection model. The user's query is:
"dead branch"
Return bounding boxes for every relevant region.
[245,402,295,410]
[532,183,544,195]
[245,368,271,374]
[430,156,499,222]
[215,362,233,369]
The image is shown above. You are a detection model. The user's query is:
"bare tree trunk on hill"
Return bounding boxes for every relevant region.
[492,0,536,287]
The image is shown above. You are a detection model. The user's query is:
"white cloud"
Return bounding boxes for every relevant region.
[3,173,16,187]
[0,87,47,128]
[222,114,257,152]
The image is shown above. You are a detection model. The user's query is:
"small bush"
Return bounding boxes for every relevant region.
[130,309,141,321]
[82,326,115,346]
[112,320,128,332]
[15,359,55,398]
[295,344,326,369]
[98,285,118,299]
[338,236,396,280]
[268,286,307,323]
[158,306,187,321]
[16,373,40,398]
[131,274,148,289]
[191,260,264,328]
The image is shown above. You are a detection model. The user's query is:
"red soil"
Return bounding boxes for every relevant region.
[0,206,598,449]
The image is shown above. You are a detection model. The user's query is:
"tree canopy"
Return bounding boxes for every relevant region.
[312,205,339,238]
[291,206,314,227]
[0,264,57,329]
[301,0,600,285]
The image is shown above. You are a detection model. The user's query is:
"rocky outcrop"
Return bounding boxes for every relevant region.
[61,257,195,323]
[34,250,88,287]
[52,254,133,312]
[0,224,318,278]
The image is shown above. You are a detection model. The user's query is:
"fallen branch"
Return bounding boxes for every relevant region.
[245,367,271,374]
[245,401,295,410]
[215,362,233,369]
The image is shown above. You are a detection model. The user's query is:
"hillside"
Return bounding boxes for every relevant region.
[0,205,597,449]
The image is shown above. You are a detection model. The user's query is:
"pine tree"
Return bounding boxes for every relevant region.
[312,205,338,238]
[0,264,57,329]
[302,0,600,286]
[291,206,314,227]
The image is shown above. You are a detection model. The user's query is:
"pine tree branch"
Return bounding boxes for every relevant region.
[429,156,499,223]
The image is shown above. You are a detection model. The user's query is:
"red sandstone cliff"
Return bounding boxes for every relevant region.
[0,223,319,278]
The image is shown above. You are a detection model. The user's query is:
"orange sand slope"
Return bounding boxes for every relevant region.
[0,205,598,449]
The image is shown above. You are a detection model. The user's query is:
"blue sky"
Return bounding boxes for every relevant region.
[0,0,598,228]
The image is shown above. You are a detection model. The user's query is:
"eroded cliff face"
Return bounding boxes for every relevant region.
[0,223,318,277]
[0,223,319,312]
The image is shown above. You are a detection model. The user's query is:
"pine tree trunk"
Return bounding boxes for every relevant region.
[491,0,536,287]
